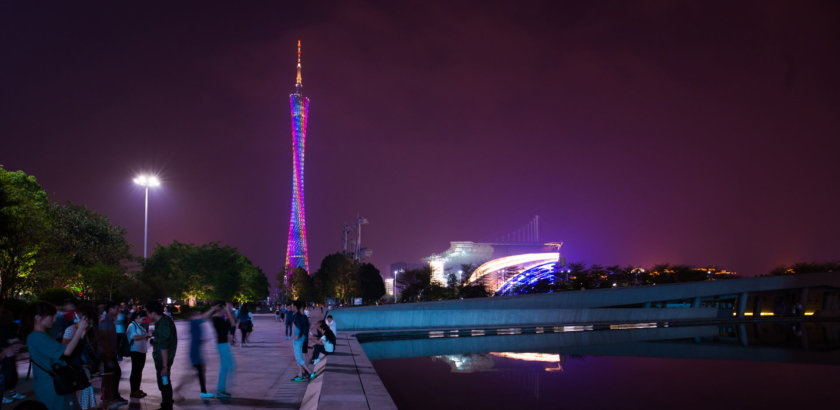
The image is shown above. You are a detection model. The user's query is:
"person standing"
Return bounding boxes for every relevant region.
[0,300,25,404]
[290,300,313,382]
[126,310,151,399]
[283,303,294,340]
[115,303,128,362]
[236,305,253,346]
[211,302,236,398]
[61,309,99,409]
[99,302,128,407]
[25,302,89,410]
[146,300,177,410]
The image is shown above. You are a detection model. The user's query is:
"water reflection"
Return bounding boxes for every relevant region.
[367,322,840,410]
[361,321,840,365]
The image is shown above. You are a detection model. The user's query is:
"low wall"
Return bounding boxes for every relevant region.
[332,307,718,330]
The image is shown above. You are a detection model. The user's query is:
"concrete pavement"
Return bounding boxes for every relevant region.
[7,312,317,409]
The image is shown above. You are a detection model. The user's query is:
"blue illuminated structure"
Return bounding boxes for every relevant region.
[495,261,561,296]
[284,40,310,284]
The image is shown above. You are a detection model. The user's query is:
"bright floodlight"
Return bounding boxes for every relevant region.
[134,173,161,259]
[134,174,161,187]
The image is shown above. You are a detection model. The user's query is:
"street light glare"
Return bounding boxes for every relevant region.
[133,174,161,187]
[133,172,161,260]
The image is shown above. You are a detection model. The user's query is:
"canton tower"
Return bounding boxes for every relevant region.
[284,40,310,282]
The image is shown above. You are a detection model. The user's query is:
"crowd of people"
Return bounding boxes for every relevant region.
[0,297,335,409]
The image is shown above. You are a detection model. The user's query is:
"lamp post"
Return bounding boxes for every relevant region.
[133,174,160,259]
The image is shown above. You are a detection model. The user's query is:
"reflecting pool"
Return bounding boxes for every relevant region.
[361,321,840,410]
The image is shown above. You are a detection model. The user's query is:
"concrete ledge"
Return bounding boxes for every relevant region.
[333,307,718,330]
[305,332,397,410]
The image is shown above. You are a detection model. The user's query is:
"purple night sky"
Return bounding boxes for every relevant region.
[2,1,839,285]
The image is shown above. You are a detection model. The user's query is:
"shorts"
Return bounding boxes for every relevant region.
[293,338,305,366]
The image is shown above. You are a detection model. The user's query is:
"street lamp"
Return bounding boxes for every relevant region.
[133,174,160,259]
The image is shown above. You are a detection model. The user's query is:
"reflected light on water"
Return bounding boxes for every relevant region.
[609,322,658,330]
[491,352,564,372]
[491,352,559,362]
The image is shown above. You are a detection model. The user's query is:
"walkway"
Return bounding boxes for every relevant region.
[9,312,322,409]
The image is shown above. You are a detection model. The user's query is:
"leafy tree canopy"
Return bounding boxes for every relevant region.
[139,241,268,302]
[34,202,132,296]
[0,168,51,297]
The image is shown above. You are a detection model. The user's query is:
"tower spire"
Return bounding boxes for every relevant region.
[295,40,303,93]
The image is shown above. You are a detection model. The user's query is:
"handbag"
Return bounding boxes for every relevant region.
[31,358,91,395]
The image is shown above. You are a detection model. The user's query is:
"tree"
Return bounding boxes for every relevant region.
[0,168,51,297]
[35,202,132,295]
[315,253,357,302]
[79,262,125,300]
[358,263,385,303]
[459,281,489,298]
[139,241,266,302]
[237,263,269,303]
[289,267,314,302]
[399,266,432,301]
[138,241,192,298]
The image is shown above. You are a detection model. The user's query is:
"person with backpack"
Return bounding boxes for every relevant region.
[25,302,90,410]
[236,305,253,347]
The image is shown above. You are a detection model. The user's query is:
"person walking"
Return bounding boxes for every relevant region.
[25,302,89,410]
[211,302,236,398]
[189,309,215,399]
[126,310,151,399]
[146,300,177,410]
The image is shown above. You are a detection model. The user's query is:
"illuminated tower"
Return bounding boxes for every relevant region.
[285,40,310,282]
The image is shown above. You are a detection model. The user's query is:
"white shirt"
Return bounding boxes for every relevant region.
[126,321,148,353]
[63,324,76,340]
[322,335,334,353]
[326,319,337,336]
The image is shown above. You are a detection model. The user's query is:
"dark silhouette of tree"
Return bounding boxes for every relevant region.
[398,266,432,301]
[289,266,314,302]
[358,263,385,303]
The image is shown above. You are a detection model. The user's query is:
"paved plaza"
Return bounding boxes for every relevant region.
[8,312,330,410]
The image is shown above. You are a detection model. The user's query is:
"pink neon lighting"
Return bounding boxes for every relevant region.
[284,42,310,285]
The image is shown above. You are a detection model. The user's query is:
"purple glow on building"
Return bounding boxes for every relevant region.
[285,40,310,283]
